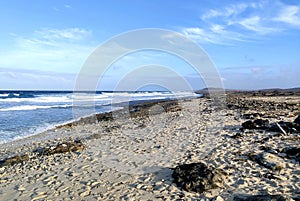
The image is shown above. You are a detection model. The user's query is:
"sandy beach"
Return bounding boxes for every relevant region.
[0,92,299,200]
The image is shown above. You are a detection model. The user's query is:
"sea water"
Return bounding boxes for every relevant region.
[0,91,199,144]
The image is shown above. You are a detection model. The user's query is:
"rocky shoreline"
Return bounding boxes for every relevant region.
[0,91,299,200]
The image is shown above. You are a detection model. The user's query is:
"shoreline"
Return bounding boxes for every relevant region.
[0,97,194,151]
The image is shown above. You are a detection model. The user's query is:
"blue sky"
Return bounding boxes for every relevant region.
[0,0,299,90]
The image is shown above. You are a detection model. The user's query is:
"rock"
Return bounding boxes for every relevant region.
[248,152,285,171]
[214,196,224,201]
[31,194,47,201]
[242,120,255,129]
[0,154,29,167]
[79,190,90,197]
[86,133,101,140]
[242,119,269,130]
[242,113,261,119]
[242,117,300,134]
[282,147,300,163]
[0,179,8,183]
[40,139,85,156]
[172,162,227,193]
[254,119,269,128]
[268,121,300,134]
[17,186,26,191]
[233,194,292,201]
[294,115,300,124]
[230,133,243,139]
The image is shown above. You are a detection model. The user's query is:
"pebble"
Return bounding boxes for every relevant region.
[79,190,90,197]
[215,196,224,201]
[91,181,102,187]
[31,193,47,201]
[45,179,55,186]
[17,186,26,191]
[58,186,70,192]
[80,165,89,169]
[44,175,57,182]
[236,180,247,188]
[144,177,151,182]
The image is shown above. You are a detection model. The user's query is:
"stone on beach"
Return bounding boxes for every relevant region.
[172,162,227,193]
[282,147,300,163]
[247,152,285,171]
[294,115,300,124]
[242,119,269,130]
[0,154,29,167]
[241,115,300,134]
[40,140,85,156]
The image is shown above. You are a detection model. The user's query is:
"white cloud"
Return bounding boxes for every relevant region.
[182,28,224,45]
[201,2,263,21]
[182,26,250,45]
[185,0,300,45]
[35,28,91,41]
[64,4,72,9]
[201,3,250,20]
[274,5,300,27]
[237,16,279,34]
[0,28,95,74]
[210,24,225,34]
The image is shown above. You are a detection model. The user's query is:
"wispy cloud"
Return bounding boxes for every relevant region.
[64,4,72,9]
[53,4,73,12]
[183,0,300,45]
[0,27,95,73]
[274,5,300,27]
[35,28,91,41]
[237,16,280,34]
[182,28,226,45]
[201,2,260,21]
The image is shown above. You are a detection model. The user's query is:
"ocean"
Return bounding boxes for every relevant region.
[0,91,199,144]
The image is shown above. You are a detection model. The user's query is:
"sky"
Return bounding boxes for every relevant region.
[0,0,299,90]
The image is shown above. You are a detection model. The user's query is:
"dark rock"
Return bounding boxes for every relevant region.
[247,152,285,171]
[268,121,300,133]
[294,115,300,124]
[230,133,243,139]
[96,112,114,121]
[0,154,30,167]
[254,119,269,128]
[40,140,85,156]
[172,162,227,193]
[85,133,102,140]
[242,120,256,129]
[129,100,182,118]
[242,113,261,119]
[282,147,300,163]
[242,117,300,134]
[242,119,269,130]
[233,194,292,201]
